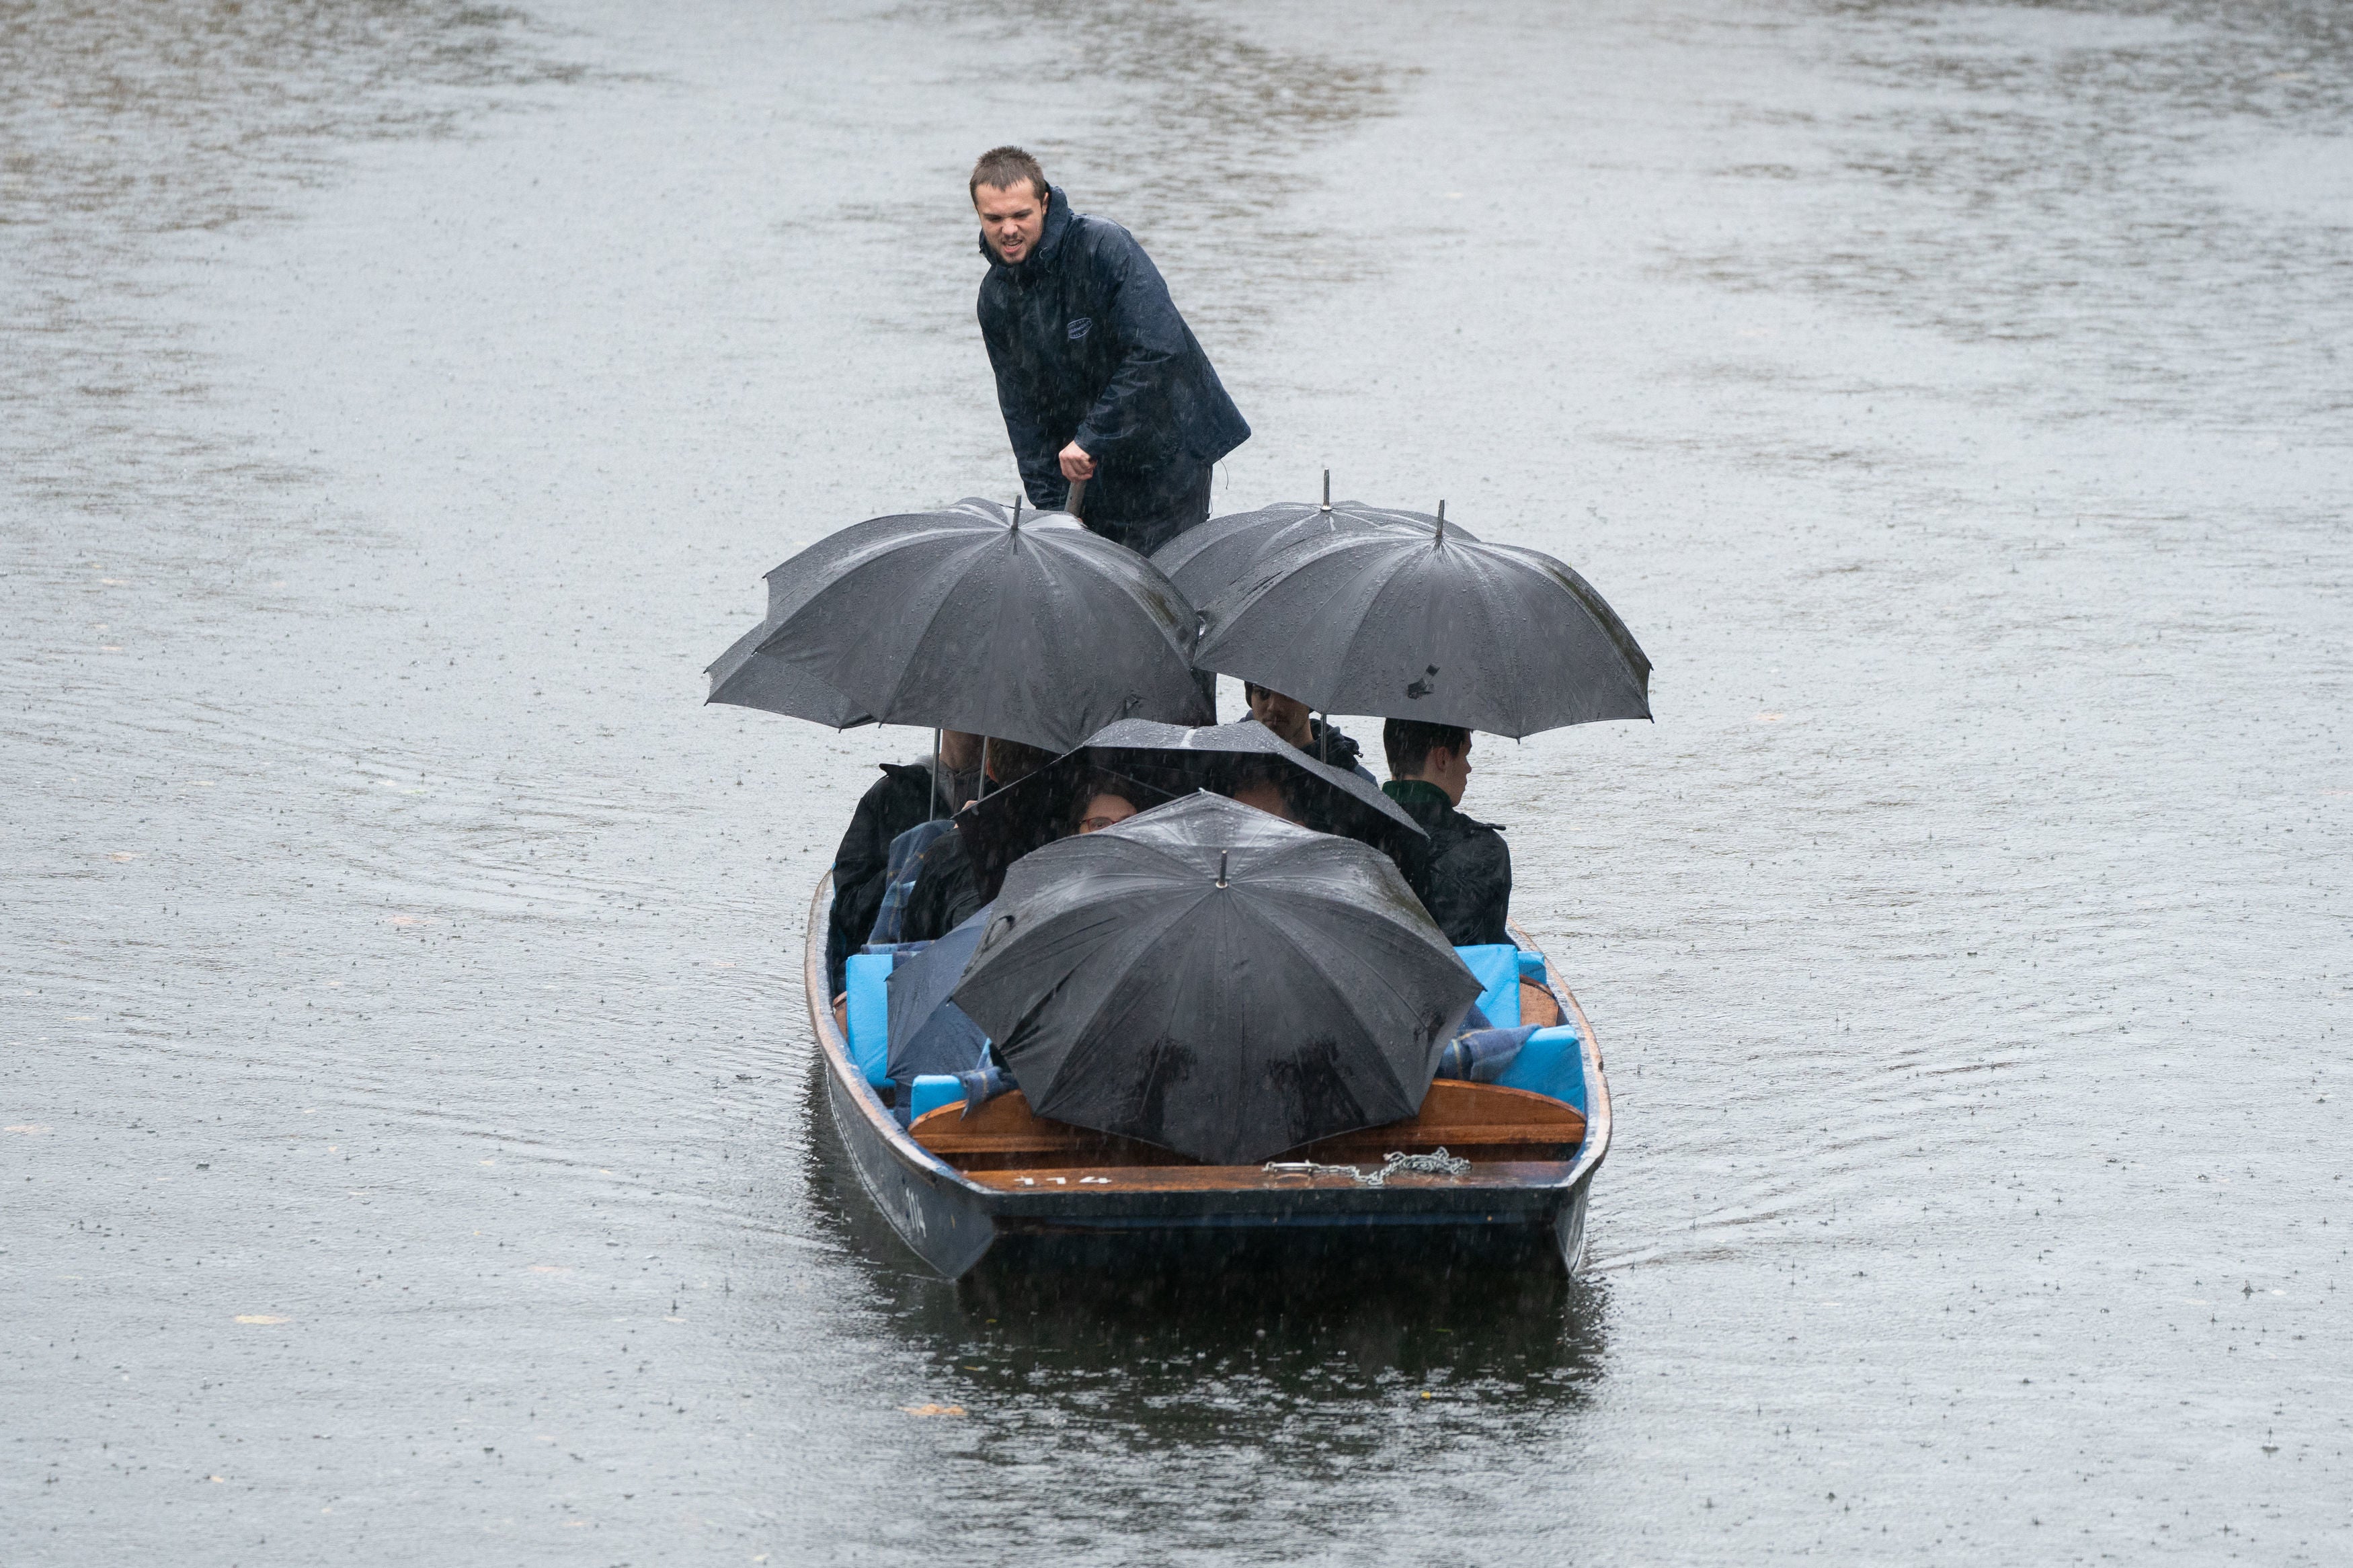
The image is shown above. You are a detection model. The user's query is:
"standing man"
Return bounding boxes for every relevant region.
[970,146,1250,559]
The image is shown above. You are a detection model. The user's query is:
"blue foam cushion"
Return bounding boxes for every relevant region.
[1493,1024,1586,1112]
[907,1074,963,1121]
[844,952,895,1088]
[1517,949,1547,981]
[1454,944,1521,1029]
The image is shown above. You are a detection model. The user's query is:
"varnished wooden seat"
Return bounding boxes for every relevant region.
[912,1079,1585,1173]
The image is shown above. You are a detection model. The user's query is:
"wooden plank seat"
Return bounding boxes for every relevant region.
[912,1080,1585,1173]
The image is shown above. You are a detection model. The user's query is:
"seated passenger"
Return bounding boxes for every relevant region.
[1073,774,1143,834]
[1382,718,1510,947]
[900,737,1055,942]
[825,731,981,992]
[1243,682,1375,782]
[1226,757,1305,825]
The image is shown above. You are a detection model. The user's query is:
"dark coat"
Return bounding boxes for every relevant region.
[898,829,986,946]
[826,761,965,993]
[978,185,1250,521]
[1383,780,1512,948]
[1304,718,1376,784]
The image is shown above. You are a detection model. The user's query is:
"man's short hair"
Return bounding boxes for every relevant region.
[1228,754,1300,800]
[1384,718,1471,779]
[969,147,1047,204]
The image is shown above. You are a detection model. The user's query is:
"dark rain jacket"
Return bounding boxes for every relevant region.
[978,185,1250,521]
[898,829,986,947]
[1302,718,1376,785]
[1383,780,1513,948]
[825,760,974,993]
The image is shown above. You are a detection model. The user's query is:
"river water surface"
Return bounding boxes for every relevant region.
[5,1,2349,1563]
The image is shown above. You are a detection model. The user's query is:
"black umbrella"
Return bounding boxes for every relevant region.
[1148,484,1480,609]
[744,497,1209,753]
[884,909,992,1089]
[950,792,1480,1165]
[703,617,875,729]
[1193,513,1651,737]
[953,718,1427,903]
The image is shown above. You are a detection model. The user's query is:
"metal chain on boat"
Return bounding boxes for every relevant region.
[1263,1147,1470,1187]
[1263,1158,1367,1182]
[1374,1147,1470,1182]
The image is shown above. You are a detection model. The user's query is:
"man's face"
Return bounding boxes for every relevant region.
[974,180,1047,263]
[938,730,982,772]
[1427,737,1473,807]
[1246,687,1314,749]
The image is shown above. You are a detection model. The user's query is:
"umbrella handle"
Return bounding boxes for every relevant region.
[1065,476,1086,521]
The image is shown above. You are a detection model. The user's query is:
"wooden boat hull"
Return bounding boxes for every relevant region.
[803,874,1611,1280]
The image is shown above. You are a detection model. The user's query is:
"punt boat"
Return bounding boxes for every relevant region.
[803,873,1612,1280]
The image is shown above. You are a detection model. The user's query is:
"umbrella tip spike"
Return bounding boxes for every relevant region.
[1215,850,1229,888]
[1011,497,1021,530]
[1321,468,1331,511]
[1435,499,1445,541]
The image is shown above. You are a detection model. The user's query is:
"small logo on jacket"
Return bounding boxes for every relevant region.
[1067,317,1093,341]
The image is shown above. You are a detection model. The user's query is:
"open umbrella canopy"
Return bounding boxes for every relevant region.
[950,792,1480,1165]
[953,718,1427,904]
[703,616,875,730]
[1193,519,1652,737]
[1148,496,1479,609]
[737,497,1209,752]
[883,908,993,1089]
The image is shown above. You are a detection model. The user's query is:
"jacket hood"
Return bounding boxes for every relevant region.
[976,183,1074,276]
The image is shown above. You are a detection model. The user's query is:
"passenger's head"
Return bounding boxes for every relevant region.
[1242,682,1314,749]
[937,730,984,772]
[1075,786,1140,834]
[970,146,1049,265]
[981,737,1055,787]
[1384,718,1474,806]
[1227,758,1303,825]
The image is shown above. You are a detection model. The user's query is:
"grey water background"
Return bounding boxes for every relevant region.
[3,0,2348,1561]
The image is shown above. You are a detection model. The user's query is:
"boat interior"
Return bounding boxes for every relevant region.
[834,942,1591,1193]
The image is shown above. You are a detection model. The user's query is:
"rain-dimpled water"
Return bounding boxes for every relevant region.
[4,1,2348,1563]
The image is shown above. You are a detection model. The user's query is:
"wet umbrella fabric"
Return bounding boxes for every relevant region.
[950,793,1480,1165]
[1148,499,1479,609]
[954,718,1427,903]
[703,617,875,729]
[1193,524,1651,738]
[745,497,1209,753]
[883,908,992,1089]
